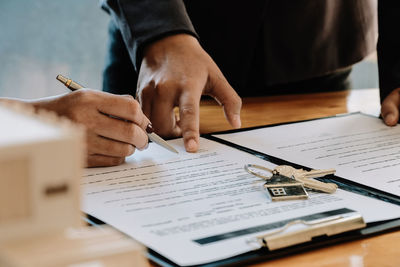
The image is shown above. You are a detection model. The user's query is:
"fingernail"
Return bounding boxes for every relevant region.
[384,113,396,125]
[186,139,198,152]
[233,115,241,128]
[138,143,148,151]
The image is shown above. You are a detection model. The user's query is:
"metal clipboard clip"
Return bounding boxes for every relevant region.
[247,211,366,251]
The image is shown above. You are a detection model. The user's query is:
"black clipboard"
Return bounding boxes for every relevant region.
[206,112,400,206]
[145,112,400,267]
[147,215,400,267]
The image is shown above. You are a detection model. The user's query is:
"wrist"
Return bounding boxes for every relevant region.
[27,95,64,115]
[0,98,51,116]
[142,33,200,63]
[0,97,33,109]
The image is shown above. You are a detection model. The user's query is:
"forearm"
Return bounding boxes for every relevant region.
[0,97,39,111]
[0,96,64,115]
[102,0,198,71]
[377,1,400,101]
[2,90,150,167]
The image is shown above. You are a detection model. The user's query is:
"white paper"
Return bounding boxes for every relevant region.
[215,113,400,197]
[81,137,400,266]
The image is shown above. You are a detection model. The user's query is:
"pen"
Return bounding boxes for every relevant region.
[56,74,179,154]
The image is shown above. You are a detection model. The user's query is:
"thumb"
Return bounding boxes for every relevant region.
[381,88,400,126]
[208,75,242,129]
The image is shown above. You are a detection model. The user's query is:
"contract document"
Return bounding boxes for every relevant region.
[215,113,400,197]
[81,136,400,266]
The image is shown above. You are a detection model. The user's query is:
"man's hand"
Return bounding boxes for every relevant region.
[32,89,150,167]
[381,88,400,126]
[137,34,242,152]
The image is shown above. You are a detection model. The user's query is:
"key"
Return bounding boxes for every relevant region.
[291,168,337,193]
[243,164,308,201]
[263,173,308,201]
[273,165,338,194]
[295,175,338,194]
[300,169,336,179]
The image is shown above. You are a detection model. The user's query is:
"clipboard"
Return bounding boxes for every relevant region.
[144,112,400,267]
[206,112,400,206]
[145,209,400,267]
[85,112,400,267]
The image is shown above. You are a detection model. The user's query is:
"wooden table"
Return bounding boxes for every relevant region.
[199,88,381,133]
[195,88,400,267]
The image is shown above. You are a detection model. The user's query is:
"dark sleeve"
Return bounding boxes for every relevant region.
[377,1,400,102]
[102,0,198,71]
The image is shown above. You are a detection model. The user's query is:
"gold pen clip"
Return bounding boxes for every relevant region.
[247,210,365,251]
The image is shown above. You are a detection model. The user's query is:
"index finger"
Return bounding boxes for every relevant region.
[179,88,202,152]
[97,93,150,130]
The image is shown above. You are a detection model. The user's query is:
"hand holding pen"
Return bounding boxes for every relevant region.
[0,74,177,167]
[25,87,148,167]
[56,75,178,161]
[35,86,147,167]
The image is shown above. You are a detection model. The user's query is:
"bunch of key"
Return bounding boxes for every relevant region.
[244,164,338,201]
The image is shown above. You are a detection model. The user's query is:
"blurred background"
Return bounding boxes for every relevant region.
[0,0,109,99]
[0,1,379,100]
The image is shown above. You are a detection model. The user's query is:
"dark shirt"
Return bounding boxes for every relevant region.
[102,0,400,101]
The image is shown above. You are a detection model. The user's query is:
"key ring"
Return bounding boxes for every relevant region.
[244,164,310,201]
[244,164,275,180]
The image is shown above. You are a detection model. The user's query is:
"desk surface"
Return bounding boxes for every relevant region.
[199,88,381,134]
[196,88,400,267]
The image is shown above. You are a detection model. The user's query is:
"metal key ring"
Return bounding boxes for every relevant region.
[244,164,275,180]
